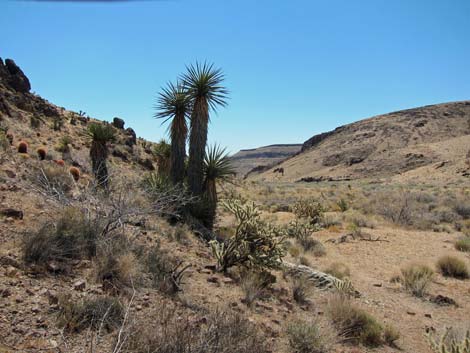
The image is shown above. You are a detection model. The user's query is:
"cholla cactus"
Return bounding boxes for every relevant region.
[210,199,286,272]
[292,198,325,224]
[18,141,28,153]
[427,328,470,353]
[37,147,47,160]
[69,167,80,181]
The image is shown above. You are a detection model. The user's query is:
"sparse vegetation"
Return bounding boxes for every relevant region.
[240,270,271,306]
[328,295,384,347]
[324,262,351,280]
[427,327,470,353]
[293,198,325,225]
[400,264,434,297]
[22,207,101,268]
[291,276,310,305]
[287,319,332,353]
[57,294,124,333]
[437,256,469,279]
[455,237,470,252]
[122,307,269,353]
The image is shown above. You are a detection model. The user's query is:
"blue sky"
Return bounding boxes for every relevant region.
[1,0,469,153]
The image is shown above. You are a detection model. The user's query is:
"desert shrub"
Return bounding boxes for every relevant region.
[337,198,349,212]
[0,131,10,152]
[240,270,272,306]
[69,166,80,181]
[23,207,101,268]
[321,213,342,228]
[287,319,331,353]
[53,116,64,131]
[345,210,376,229]
[94,240,141,294]
[210,199,286,272]
[455,204,470,220]
[455,237,470,252]
[30,115,41,129]
[30,164,74,202]
[17,140,28,153]
[36,147,47,160]
[285,220,325,256]
[122,307,269,353]
[57,294,123,333]
[291,276,311,305]
[293,198,325,224]
[141,242,188,295]
[301,237,326,256]
[324,262,351,280]
[427,327,470,353]
[56,135,72,153]
[299,256,311,266]
[400,264,434,297]
[383,325,400,347]
[437,256,469,279]
[328,296,383,347]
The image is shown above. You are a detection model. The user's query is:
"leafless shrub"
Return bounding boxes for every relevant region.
[287,319,334,353]
[119,307,270,353]
[240,270,273,306]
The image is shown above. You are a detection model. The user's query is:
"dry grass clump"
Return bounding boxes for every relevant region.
[94,240,142,294]
[299,236,326,257]
[57,294,124,333]
[291,276,311,305]
[437,256,469,279]
[240,270,273,307]
[400,264,434,297]
[455,237,470,252]
[30,164,75,201]
[324,262,351,280]
[22,207,100,269]
[286,319,333,353]
[122,308,270,353]
[328,296,384,347]
[383,324,401,347]
[427,327,470,353]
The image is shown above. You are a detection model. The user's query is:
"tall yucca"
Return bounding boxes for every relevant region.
[88,122,115,187]
[154,81,191,184]
[203,144,235,229]
[181,62,228,196]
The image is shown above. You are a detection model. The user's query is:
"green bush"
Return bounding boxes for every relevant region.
[437,256,469,279]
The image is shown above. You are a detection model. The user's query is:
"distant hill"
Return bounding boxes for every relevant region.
[250,101,470,184]
[230,144,302,178]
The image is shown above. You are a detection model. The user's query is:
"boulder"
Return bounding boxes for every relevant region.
[1,58,31,93]
[112,117,125,129]
[125,127,136,146]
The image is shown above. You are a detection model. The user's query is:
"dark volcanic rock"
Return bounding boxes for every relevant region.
[0,208,23,220]
[125,128,136,146]
[113,117,125,129]
[0,58,31,93]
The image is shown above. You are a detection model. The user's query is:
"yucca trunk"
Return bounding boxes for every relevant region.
[203,178,217,229]
[188,98,209,195]
[90,141,109,187]
[170,112,187,184]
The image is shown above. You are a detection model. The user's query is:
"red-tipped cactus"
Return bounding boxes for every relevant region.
[69,167,80,181]
[18,141,28,153]
[53,159,65,167]
[37,147,47,160]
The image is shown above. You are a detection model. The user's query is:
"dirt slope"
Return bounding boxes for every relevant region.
[230,144,302,178]
[250,101,470,183]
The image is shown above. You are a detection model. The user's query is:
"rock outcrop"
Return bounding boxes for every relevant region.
[0,58,31,93]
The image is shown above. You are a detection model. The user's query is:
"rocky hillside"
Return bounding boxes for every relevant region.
[230,144,302,178]
[251,101,470,184]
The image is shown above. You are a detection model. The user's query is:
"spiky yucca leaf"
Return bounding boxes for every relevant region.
[181,62,229,113]
[204,144,235,183]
